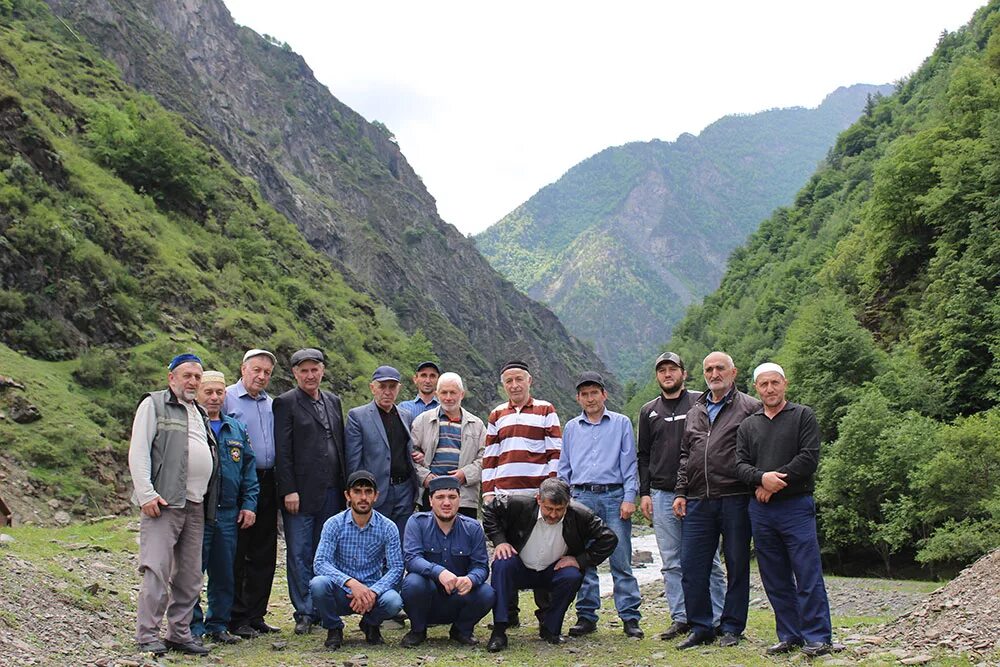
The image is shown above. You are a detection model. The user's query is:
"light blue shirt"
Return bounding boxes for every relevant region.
[399,395,439,420]
[224,379,275,469]
[558,408,638,500]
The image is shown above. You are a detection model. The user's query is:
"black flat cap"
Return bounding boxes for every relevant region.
[290,348,324,367]
[347,470,377,489]
[575,371,605,391]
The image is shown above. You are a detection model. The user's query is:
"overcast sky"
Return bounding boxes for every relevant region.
[224,1,985,234]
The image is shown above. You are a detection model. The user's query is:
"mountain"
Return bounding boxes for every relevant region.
[476,84,891,380]
[624,3,1000,573]
[43,0,619,413]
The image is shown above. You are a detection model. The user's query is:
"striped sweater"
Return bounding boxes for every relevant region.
[482,397,562,495]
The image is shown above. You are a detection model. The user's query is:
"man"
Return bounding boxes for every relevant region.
[345,365,419,541]
[672,351,761,649]
[483,478,617,652]
[309,471,404,650]
[637,352,726,640]
[128,353,220,656]
[191,371,259,645]
[399,476,495,647]
[410,372,486,518]
[736,363,833,657]
[558,372,643,639]
[224,348,281,638]
[399,361,441,419]
[274,348,347,635]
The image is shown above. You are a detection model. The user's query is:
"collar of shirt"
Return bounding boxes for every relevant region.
[235,378,269,401]
[438,406,463,423]
[536,508,564,526]
[413,395,438,406]
[378,403,399,416]
[574,409,610,426]
[507,397,535,411]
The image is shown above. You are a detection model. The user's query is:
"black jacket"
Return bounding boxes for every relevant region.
[637,390,694,495]
[274,387,346,515]
[482,495,617,571]
[675,386,761,500]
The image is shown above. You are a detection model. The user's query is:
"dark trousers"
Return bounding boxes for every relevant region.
[282,486,344,622]
[230,469,278,629]
[401,573,495,635]
[681,495,751,637]
[380,481,417,547]
[490,555,583,636]
[192,508,239,636]
[750,494,832,644]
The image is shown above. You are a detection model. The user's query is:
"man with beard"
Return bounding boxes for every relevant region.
[129,353,220,656]
[224,349,281,638]
[274,348,347,635]
[399,476,494,648]
[637,352,726,640]
[309,471,405,650]
[399,361,441,419]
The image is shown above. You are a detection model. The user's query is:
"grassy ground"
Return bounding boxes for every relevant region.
[0,519,993,666]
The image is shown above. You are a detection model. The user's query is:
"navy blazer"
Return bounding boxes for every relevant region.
[345,401,418,513]
[274,387,346,515]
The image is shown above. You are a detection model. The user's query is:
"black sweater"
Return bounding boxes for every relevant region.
[735,401,820,498]
[637,390,694,495]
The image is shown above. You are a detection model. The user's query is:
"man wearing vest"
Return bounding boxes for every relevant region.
[128,353,221,656]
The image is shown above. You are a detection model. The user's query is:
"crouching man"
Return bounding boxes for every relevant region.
[483,478,617,652]
[308,471,403,650]
[400,476,495,647]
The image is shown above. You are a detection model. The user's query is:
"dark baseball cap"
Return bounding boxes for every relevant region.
[415,361,441,374]
[347,470,377,490]
[371,365,401,382]
[575,371,606,391]
[290,348,324,367]
[654,352,685,371]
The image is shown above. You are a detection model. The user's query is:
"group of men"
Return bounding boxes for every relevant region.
[127,345,833,658]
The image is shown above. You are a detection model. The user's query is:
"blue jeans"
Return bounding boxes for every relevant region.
[282,487,344,622]
[651,489,725,624]
[191,508,239,636]
[571,488,642,622]
[680,496,751,637]
[750,494,832,644]
[401,573,495,635]
[309,576,403,630]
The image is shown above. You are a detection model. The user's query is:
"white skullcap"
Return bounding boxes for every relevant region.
[752,362,785,382]
[201,370,227,387]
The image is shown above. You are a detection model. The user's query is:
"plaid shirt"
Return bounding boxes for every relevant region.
[313,508,403,596]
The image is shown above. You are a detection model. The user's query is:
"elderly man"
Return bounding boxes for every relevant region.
[224,349,281,638]
[411,372,485,519]
[736,363,833,657]
[309,471,404,650]
[400,476,495,647]
[345,365,419,541]
[274,348,347,635]
[672,351,761,649]
[399,361,441,419]
[558,372,643,639]
[637,352,726,640]
[128,353,220,656]
[483,478,617,652]
[191,371,259,645]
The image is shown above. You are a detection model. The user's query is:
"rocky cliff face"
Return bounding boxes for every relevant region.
[477,85,892,380]
[44,0,617,411]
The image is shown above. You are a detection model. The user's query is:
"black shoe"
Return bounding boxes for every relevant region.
[659,620,690,640]
[164,639,211,655]
[676,631,715,650]
[486,630,508,652]
[449,627,479,646]
[294,618,314,635]
[802,641,833,657]
[208,630,242,645]
[249,620,281,634]
[137,640,167,656]
[719,631,741,647]
[361,621,384,645]
[766,639,803,655]
[489,613,519,629]
[623,619,644,638]
[231,624,260,639]
[568,617,597,637]
[400,630,426,648]
[324,627,343,650]
[539,628,566,645]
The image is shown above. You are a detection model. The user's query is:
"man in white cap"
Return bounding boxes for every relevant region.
[736,363,832,658]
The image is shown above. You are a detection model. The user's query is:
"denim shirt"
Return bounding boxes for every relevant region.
[402,512,489,586]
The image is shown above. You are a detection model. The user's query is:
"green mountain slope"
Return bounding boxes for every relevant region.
[477,85,891,380]
[626,4,1000,573]
[43,0,619,412]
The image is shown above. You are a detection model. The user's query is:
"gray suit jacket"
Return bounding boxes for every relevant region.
[345,401,418,512]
